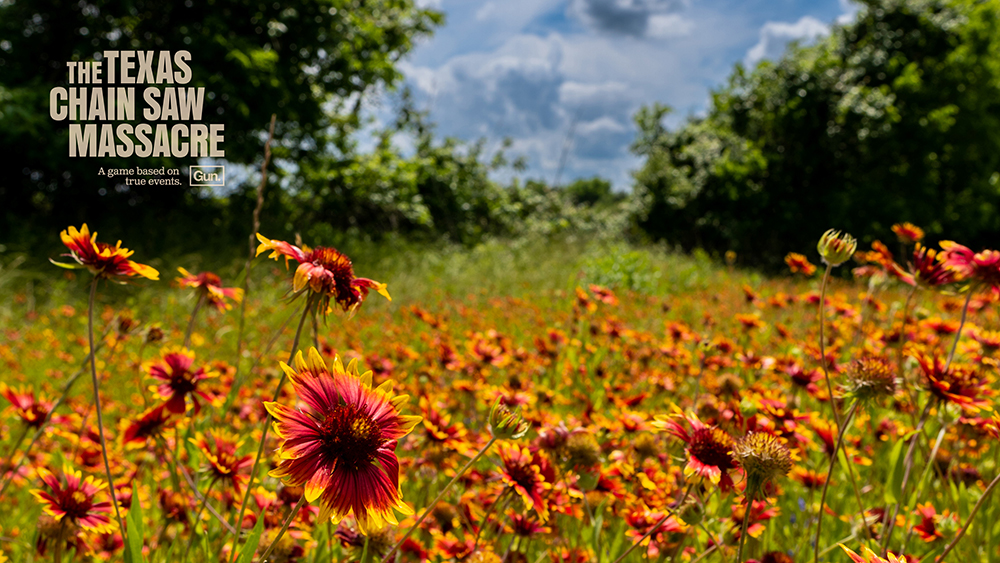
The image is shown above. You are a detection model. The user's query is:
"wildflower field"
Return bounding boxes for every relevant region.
[1,225,999,563]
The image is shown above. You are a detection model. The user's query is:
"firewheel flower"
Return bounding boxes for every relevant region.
[940,241,1000,297]
[264,348,421,534]
[31,465,115,535]
[784,253,816,276]
[256,233,390,315]
[190,430,253,495]
[653,410,737,491]
[146,347,219,415]
[51,224,159,280]
[840,544,909,563]
[176,267,244,311]
[891,223,924,244]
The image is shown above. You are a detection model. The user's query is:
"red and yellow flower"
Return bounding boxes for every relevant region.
[31,465,115,535]
[264,348,421,534]
[53,224,159,280]
[256,234,390,315]
[176,267,243,311]
[146,347,219,415]
[653,410,737,491]
[190,430,253,495]
[840,544,909,563]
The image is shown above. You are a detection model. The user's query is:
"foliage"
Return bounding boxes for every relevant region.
[0,0,442,246]
[631,0,1000,267]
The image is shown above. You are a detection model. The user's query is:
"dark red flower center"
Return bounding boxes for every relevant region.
[503,458,541,490]
[688,427,734,470]
[61,490,96,520]
[318,403,383,472]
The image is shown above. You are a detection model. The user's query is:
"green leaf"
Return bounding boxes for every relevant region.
[236,513,266,563]
[884,439,907,505]
[126,481,145,563]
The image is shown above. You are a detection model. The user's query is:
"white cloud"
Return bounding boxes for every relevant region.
[744,16,829,66]
[647,14,695,38]
[400,2,845,189]
[837,0,860,24]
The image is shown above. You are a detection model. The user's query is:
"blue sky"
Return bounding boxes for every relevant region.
[389,0,859,189]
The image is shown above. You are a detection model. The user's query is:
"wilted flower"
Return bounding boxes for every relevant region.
[817,229,857,267]
[264,348,421,534]
[256,233,390,315]
[52,224,159,281]
[176,267,244,311]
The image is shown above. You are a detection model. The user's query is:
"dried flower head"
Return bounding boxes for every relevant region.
[732,432,792,500]
[842,356,898,404]
[564,432,602,469]
[817,229,857,267]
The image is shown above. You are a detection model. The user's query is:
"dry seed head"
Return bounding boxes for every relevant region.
[843,356,898,404]
[818,229,858,267]
[632,433,660,459]
[733,432,792,499]
[564,432,602,469]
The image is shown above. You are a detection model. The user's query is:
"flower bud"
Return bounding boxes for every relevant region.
[489,399,529,440]
[817,229,857,267]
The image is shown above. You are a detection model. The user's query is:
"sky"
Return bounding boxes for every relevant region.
[387,0,860,190]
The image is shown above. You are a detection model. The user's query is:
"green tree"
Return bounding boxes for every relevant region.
[632,0,1000,266]
[0,0,441,250]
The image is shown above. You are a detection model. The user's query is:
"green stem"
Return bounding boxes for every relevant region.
[183,293,205,349]
[382,436,499,563]
[233,114,276,399]
[901,424,948,554]
[87,278,128,544]
[943,290,974,374]
[360,535,370,563]
[814,403,859,563]
[881,398,934,552]
[0,315,115,500]
[223,304,302,415]
[737,495,754,563]
[183,479,216,559]
[229,296,314,563]
[257,493,307,563]
[818,264,843,432]
[936,471,1000,562]
[613,485,691,563]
